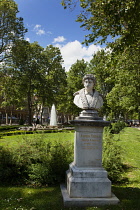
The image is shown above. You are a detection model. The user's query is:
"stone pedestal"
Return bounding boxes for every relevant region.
[61,110,119,207]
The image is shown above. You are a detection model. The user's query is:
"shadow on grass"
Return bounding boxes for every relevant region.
[110,185,140,210]
[0,185,140,210]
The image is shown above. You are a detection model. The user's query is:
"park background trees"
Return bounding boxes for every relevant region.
[0,0,27,62]
[0,0,140,124]
[0,0,67,125]
[61,0,140,122]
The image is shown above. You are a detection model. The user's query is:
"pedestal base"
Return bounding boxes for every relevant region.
[61,184,119,207]
[67,163,111,198]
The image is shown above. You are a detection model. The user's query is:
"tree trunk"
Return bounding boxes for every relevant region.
[27,92,32,125]
[10,110,13,125]
[40,106,43,125]
[6,112,8,125]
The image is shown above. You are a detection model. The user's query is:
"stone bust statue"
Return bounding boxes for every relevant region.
[73,74,103,110]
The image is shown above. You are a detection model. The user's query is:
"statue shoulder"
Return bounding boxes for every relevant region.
[73,88,84,96]
[73,91,79,96]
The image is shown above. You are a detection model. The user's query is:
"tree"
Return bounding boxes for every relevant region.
[0,59,26,124]
[12,41,67,125]
[61,0,140,120]
[66,59,88,115]
[62,0,140,49]
[0,0,27,62]
[106,46,140,121]
[36,45,67,123]
[12,40,47,125]
[87,50,115,117]
[87,48,140,121]
[87,50,114,96]
[43,45,67,107]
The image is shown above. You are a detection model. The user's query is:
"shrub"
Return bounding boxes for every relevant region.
[0,146,22,183]
[0,131,124,185]
[107,120,127,134]
[0,125,20,131]
[0,129,74,137]
[0,135,73,185]
[28,141,73,185]
[103,131,124,183]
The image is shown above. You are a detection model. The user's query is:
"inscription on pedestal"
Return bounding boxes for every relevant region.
[74,130,103,167]
[81,133,101,150]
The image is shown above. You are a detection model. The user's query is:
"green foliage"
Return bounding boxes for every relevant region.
[103,131,124,182]
[87,50,115,116]
[0,135,73,185]
[62,0,140,49]
[1,127,140,209]
[0,0,27,62]
[43,45,67,108]
[86,46,140,120]
[66,59,88,115]
[108,120,127,134]
[28,141,73,185]
[106,46,140,121]
[0,130,125,185]
[0,128,74,137]
[62,1,140,120]
[0,125,20,131]
[11,41,67,124]
[0,147,13,182]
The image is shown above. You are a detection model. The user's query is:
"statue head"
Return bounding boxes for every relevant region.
[82,74,96,91]
[82,74,96,85]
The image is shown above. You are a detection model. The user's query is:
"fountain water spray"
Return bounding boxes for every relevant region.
[50,104,57,126]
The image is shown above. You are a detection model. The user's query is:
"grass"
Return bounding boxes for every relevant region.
[0,186,63,210]
[0,132,74,148]
[0,127,140,209]
[114,127,140,187]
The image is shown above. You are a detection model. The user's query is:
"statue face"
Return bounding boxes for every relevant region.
[84,79,94,91]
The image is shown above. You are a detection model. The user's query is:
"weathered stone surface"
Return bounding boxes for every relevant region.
[73,74,103,110]
[68,163,108,178]
[73,126,103,168]
[61,184,120,207]
[66,163,112,198]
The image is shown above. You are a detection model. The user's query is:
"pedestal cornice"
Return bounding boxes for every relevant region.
[70,119,110,127]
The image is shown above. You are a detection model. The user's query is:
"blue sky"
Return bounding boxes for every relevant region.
[15,0,103,71]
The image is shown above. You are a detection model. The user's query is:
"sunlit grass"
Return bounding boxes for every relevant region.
[0,132,74,148]
[114,127,140,187]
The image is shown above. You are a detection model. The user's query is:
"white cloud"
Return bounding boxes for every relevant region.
[34,24,45,35]
[34,24,41,29]
[56,40,103,71]
[53,36,66,43]
[36,29,45,35]
[47,31,52,35]
[26,37,30,42]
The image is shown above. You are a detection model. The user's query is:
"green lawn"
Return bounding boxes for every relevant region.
[115,127,140,188]
[0,127,140,210]
[0,131,74,148]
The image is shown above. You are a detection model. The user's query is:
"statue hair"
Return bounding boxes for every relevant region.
[82,74,96,85]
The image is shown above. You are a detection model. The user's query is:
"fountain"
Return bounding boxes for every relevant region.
[50,104,57,127]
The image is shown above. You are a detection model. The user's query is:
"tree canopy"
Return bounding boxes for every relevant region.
[66,59,88,115]
[61,0,140,49]
[0,0,27,62]
[61,0,140,121]
[11,40,67,124]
